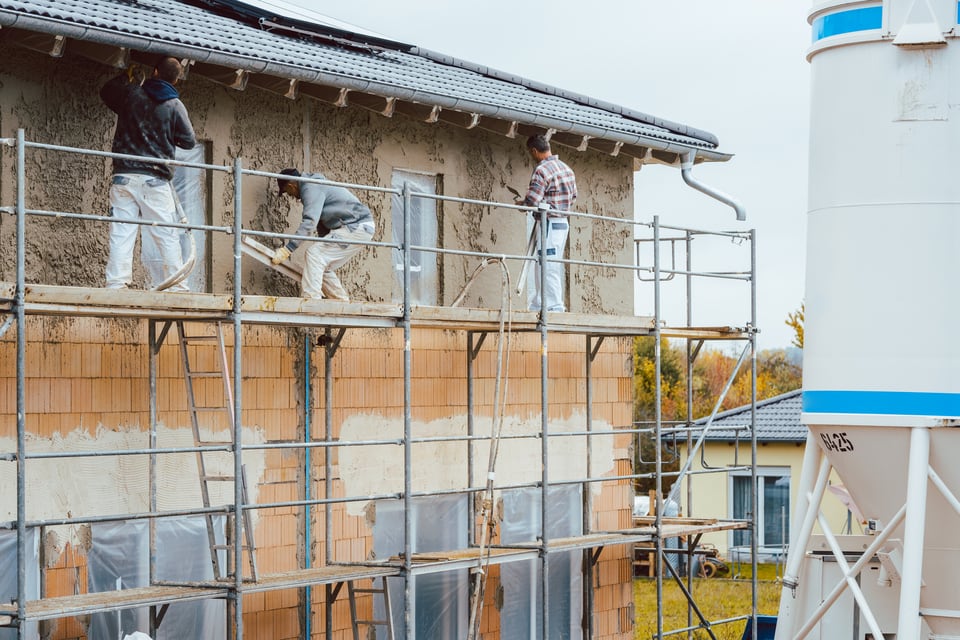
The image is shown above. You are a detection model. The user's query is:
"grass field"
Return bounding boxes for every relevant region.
[633,564,781,640]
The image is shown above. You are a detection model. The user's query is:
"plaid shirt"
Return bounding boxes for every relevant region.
[523,155,577,214]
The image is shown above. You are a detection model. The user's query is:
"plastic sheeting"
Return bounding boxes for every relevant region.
[88,517,225,640]
[141,145,208,292]
[0,529,39,640]
[373,495,468,639]
[501,486,583,640]
[390,170,438,306]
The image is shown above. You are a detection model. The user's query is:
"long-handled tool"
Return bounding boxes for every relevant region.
[515,219,538,296]
[515,203,550,296]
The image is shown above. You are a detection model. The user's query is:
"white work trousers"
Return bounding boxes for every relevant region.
[302,223,375,301]
[105,174,186,290]
[530,218,569,312]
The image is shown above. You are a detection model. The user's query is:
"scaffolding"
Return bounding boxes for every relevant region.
[0,130,759,640]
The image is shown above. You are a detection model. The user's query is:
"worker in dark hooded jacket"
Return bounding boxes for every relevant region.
[100,56,196,291]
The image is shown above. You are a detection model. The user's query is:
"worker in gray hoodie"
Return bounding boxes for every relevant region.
[273,169,376,301]
[100,56,196,291]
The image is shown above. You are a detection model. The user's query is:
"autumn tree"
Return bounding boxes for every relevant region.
[786,303,804,349]
[632,337,802,492]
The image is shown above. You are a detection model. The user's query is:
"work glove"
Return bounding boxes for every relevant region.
[271,246,291,265]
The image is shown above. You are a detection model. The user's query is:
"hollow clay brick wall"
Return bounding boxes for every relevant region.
[0,317,635,639]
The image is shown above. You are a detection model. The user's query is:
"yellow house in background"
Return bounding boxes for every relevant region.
[676,390,853,563]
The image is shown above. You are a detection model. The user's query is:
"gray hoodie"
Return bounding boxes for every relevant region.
[285,173,374,251]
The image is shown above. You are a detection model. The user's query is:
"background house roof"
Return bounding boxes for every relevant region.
[0,0,730,165]
[692,389,806,443]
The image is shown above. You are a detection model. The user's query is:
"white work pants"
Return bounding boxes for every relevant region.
[302,223,375,301]
[105,174,187,291]
[530,218,569,312]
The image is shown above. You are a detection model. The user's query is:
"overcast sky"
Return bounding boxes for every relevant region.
[265,0,812,350]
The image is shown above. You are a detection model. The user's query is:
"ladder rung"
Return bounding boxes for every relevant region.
[201,475,236,482]
[193,406,230,412]
[196,440,233,446]
[181,335,220,342]
[355,619,390,626]
[351,588,387,595]
[186,371,223,378]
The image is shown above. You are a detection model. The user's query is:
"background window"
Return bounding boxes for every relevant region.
[391,170,439,305]
[731,468,790,550]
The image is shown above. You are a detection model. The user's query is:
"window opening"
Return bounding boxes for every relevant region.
[391,169,439,305]
[0,529,39,640]
[374,495,468,638]
[500,485,583,640]
[88,517,226,639]
[140,143,211,292]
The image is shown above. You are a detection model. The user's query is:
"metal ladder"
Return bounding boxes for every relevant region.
[175,320,258,582]
[348,577,395,640]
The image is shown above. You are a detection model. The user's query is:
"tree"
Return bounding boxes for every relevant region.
[786,303,804,349]
[632,337,802,493]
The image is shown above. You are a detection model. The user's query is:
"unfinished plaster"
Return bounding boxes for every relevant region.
[338,411,615,518]
[0,424,266,556]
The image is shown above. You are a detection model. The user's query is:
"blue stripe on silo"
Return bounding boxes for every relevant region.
[812,6,883,42]
[804,390,960,416]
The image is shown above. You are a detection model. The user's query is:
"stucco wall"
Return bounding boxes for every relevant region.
[0,42,637,314]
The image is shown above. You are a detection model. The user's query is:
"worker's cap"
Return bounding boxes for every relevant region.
[277,168,301,195]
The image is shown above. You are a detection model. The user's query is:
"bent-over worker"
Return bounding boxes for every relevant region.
[273,168,376,301]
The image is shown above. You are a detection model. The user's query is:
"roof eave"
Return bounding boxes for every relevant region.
[0,9,732,164]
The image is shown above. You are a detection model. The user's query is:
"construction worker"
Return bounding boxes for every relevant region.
[100,56,196,291]
[272,168,375,301]
[520,134,577,312]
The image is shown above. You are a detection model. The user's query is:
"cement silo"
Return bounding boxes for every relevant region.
[775,1,960,639]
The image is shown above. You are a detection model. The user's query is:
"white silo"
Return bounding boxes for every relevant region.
[775,1,960,639]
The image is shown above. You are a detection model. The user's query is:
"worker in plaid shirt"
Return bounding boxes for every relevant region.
[520,134,578,312]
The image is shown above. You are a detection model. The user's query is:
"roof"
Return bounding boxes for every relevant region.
[0,0,730,165]
[691,389,806,443]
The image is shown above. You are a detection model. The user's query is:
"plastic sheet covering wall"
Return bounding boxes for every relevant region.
[390,170,438,306]
[374,495,468,639]
[88,517,225,640]
[501,486,583,640]
[0,529,39,640]
[141,145,208,292]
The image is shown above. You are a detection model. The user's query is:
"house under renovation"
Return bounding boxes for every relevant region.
[0,1,758,638]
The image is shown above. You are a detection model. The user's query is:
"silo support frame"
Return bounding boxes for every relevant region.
[784,503,906,640]
[777,425,943,640]
[898,426,930,640]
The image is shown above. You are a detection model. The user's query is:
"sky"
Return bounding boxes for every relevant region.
[258,0,813,350]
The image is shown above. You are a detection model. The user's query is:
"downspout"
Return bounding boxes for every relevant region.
[680,151,746,221]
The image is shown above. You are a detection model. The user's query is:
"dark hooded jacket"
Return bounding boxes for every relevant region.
[100,73,196,181]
